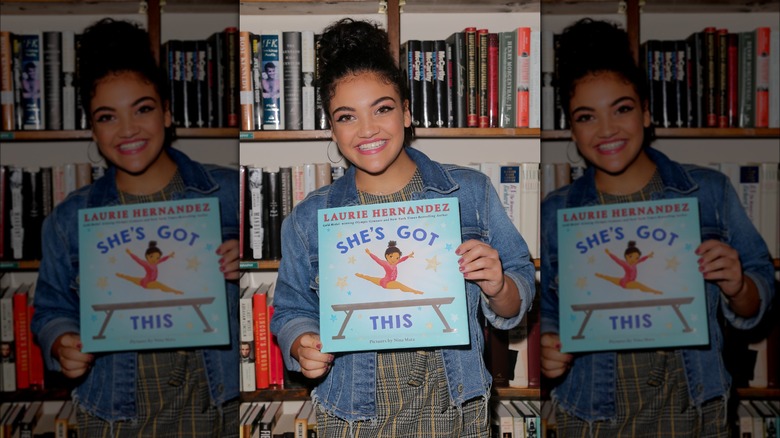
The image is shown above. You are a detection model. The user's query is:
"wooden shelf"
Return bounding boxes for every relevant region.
[0,128,239,141]
[0,0,236,15]
[735,387,780,400]
[239,387,310,402]
[242,258,544,271]
[493,386,541,399]
[541,128,780,140]
[0,260,41,271]
[240,130,332,141]
[541,0,779,14]
[240,128,541,142]
[240,0,381,15]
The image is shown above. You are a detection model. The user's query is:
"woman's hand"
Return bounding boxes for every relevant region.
[217,239,240,280]
[697,239,759,317]
[456,239,520,318]
[541,333,573,379]
[291,333,334,379]
[52,333,94,379]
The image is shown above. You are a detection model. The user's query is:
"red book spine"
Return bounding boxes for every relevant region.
[13,290,29,389]
[527,307,541,388]
[252,291,270,389]
[727,33,739,127]
[477,29,489,128]
[754,27,770,128]
[516,27,531,128]
[268,305,284,387]
[464,27,478,127]
[27,305,44,389]
[703,27,718,127]
[487,33,499,128]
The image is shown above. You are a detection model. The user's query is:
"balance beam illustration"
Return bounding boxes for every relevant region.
[570,297,695,340]
[91,297,216,340]
[330,297,456,340]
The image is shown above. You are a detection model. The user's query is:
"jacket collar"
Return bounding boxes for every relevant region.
[325,147,459,208]
[565,147,699,208]
[86,147,216,207]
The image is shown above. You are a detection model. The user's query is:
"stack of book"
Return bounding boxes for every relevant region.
[0,400,74,437]
[239,400,315,438]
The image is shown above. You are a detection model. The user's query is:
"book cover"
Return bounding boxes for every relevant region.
[283,31,302,131]
[261,31,284,130]
[317,198,469,353]
[77,198,229,353]
[557,198,709,353]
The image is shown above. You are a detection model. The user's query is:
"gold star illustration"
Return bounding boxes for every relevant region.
[576,277,587,289]
[665,256,680,272]
[587,255,596,264]
[426,255,441,271]
[186,256,201,271]
[348,256,356,264]
[97,277,108,289]
[108,255,117,264]
[426,322,434,329]
[336,276,348,290]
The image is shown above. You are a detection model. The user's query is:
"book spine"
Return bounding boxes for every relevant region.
[239,32,254,131]
[279,167,293,220]
[168,40,185,127]
[477,29,489,128]
[314,34,329,130]
[552,33,568,130]
[507,316,528,387]
[465,27,478,127]
[498,32,515,129]
[251,33,263,131]
[253,291,270,389]
[184,41,198,128]
[759,162,779,259]
[451,32,467,128]
[727,33,739,127]
[516,27,531,129]
[21,34,43,130]
[685,32,700,127]
[9,167,23,259]
[26,305,43,388]
[520,162,540,258]
[529,30,541,129]
[771,28,780,128]
[433,40,448,128]
[283,31,302,130]
[527,306,541,388]
[704,27,718,127]
[194,40,208,128]
[301,31,315,130]
[486,33,499,128]
[207,31,226,127]
[261,31,284,130]
[541,31,554,130]
[291,165,305,207]
[486,326,510,387]
[421,40,435,128]
[400,40,421,128]
[1,31,14,131]
[239,166,246,260]
[263,170,281,260]
[13,288,29,389]
[204,37,216,127]
[225,27,239,127]
[738,32,756,128]
[673,40,687,128]
[60,31,75,131]
[268,305,284,387]
[717,30,729,128]
[248,166,264,260]
[662,40,676,128]
[754,27,770,128]
[43,31,61,130]
[239,289,256,391]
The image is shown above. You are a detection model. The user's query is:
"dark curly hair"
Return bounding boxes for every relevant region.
[318,18,414,145]
[78,18,173,140]
[557,18,654,141]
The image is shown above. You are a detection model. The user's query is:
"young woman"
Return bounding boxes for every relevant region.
[31,18,241,437]
[539,18,775,437]
[270,18,536,436]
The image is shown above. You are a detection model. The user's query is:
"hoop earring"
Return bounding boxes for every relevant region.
[326,141,343,164]
[566,140,583,165]
[87,141,103,164]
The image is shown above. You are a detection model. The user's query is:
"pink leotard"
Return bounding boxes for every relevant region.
[607,252,649,288]
[368,252,410,288]
[129,252,171,288]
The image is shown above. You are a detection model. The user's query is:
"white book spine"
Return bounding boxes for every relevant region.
[61,31,75,131]
[301,31,315,131]
[520,162,540,258]
[541,31,555,130]
[770,28,780,127]
[529,30,541,129]
[759,162,779,258]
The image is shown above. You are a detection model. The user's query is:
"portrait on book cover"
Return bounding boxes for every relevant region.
[557,198,709,353]
[78,198,229,353]
[318,198,470,353]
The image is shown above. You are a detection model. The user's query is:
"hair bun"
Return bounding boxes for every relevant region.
[318,19,392,72]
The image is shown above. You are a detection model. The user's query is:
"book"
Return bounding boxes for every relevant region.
[400,40,422,128]
[248,166,264,260]
[445,31,466,128]
[433,40,448,128]
[257,401,282,438]
[225,27,239,128]
[0,286,15,392]
[754,27,770,128]
[513,400,541,438]
[703,27,718,127]
[282,31,302,131]
[317,198,469,353]
[738,31,755,128]
[253,282,271,389]
[716,30,728,128]
[759,162,779,258]
[313,34,329,131]
[77,198,229,352]
[21,34,43,130]
[519,162,540,258]
[685,31,705,128]
[261,31,284,130]
[673,40,688,128]
[194,40,209,128]
[477,29,489,128]
[262,169,281,260]
[60,31,75,131]
[529,30,541,129]
[301,31,315,130]
[239,286,256,392]
[54,401,73,438]
[727,33,738,127]
[507,315,528,388]
[18,400,42,438]
[500,400,525,437]
[12,283,31,389]
[527,303,541,388]
[515,27,531,128]
[491,400,514,438]
[541,31,554,130]
[183,41,198,128]
[1,31,14,131]
[771,27,780,128]
[207,30,227,127]
[272,401,304,438]
[485,325,510,387]
[42,31,61,131]
[294,400,313,438]
[556,198,709,353]
[486,33,499,128]
[239,32,254,131]
[421,40,436,128]
[465,27,478,127]
[31,400,62,438]
[498,31,516,129]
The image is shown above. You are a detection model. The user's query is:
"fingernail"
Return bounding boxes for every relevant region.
[76,343,83,350]
[316,343,322,350]
[698,266,704,272]
[219,266,225,272]
[459,266,464,272]
[555,343,561,350]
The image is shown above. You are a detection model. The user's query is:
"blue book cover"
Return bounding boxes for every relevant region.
[318,198,469,353]
[557,198,709,353]
[78,198,229,353]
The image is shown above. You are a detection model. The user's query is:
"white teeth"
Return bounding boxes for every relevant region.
[597,141,623,152]
[358,140,385,151]
[119,141,145,151]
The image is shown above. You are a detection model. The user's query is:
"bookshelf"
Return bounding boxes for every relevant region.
[239,0,542,403]
[540,0,780,411]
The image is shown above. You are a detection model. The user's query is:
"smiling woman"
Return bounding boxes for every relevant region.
[30,17,242,438]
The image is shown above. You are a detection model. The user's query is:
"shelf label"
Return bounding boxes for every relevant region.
[0,132,14,140]
[239,132,254,140]
[239,261,259,270]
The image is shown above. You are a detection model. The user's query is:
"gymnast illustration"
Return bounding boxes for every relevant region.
[355,241,424,295]
[595,241,663,295]
[116,241,183,295]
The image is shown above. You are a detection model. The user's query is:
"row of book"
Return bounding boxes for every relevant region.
[0,28,241,131]
[541,27,780,130]
[0,282,44,393]
[491,399,542,438]
[0,400,74,438]
[485,304,541,390]
[240,162,346,261]
[641,27,780,129]
[239,281,288,392]
[735,400,780,438]
[161,27,241,129]
[0,163,105,261]
[403,27,541,129]
[239,400,313,438]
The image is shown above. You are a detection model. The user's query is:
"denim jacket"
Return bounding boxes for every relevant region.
[540,147,775,422]
[270,147,537,421]
[31,147,240,422]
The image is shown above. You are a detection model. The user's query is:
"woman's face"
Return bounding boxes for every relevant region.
[90,71,172,181]
[329,72,411,177]
[569,71,651,177]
